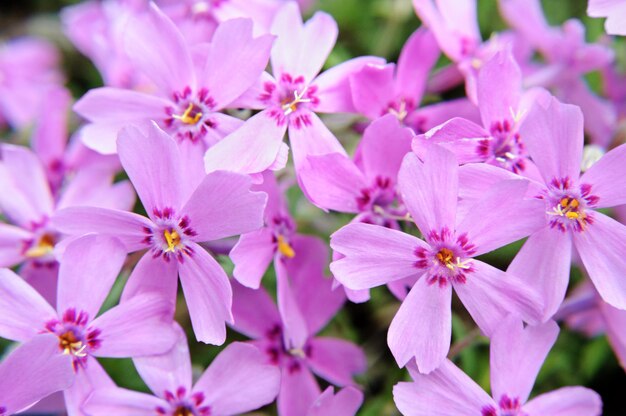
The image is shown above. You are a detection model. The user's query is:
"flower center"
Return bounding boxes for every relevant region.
[24,232,56,258]
[58,330,87,357]
[276,235,295,258]
[173,406,194,416]
[157,387,211,416]
[165,87,217,143]
[44,308,101,370]
[544,178,598,233]
[281,89,312,116]
[144,208,197,263]
[164,229,182,252]
[173,102,203,125]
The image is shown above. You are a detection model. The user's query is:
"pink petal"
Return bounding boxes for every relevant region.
[307,337,366,386]
[0,268,57,341]
[79,122,127,155]
[308,386,363,416]
[83,387,164,416]
[0,224,32,267]
[314,56,387,114]
[454,260,543,336]
[0,334,73,414]
[396,28,439,104]
[573,212,626,310]
[181,170,266,242]
[20,261,59,308]
[490,316,559,403]
[277,365,321,416]
[194,342,280,415]
[133,324,192,396]
[508,226,573,320]
[275,257,309,349]
[117,123,186,220]
[201,18,274,108]
[91,294,176,358]
[288,111,347,171]
[231,280,281,339]
[230,228,276,289]
[398,149,458,235]
[388,276,452,371]
[51,207,154,253]
[56,234,126,319]
[349,63,395,119]
[524,386,602,416]
[520,96,584,184]
[330,223,426,290]
[64,359,115,416]
[204,109,287,175]
[56,169,135,212]
[393,359,494,416]
[178,243,233,344]
[359,114,413,182]
[579,143,626,208]
[299,153,366,213]
[121,252,179,305]
[124,3,195,94]
[456,179,545,256]
[31,87,70,174]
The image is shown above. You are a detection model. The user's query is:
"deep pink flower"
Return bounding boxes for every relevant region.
[331,146,544,372]
[53,123,267,344]
[394,316,602,416]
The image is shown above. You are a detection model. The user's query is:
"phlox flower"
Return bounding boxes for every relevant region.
[53,122,267,344]
[460,96,626,318]
[350,28,479,134]
[84,327,280,416]
[307,387,363,416]
[0,234,178,415]
[393,315,602,416]
[331,145,544,373]
[588,0,626,36]
[74,2,274,169]
[231,236,366,416]
[203,2,384,178]
[0,334,73,415]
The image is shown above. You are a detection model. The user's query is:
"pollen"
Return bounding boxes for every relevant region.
[58,331,87,357]
[164,229,181,252]
[436,248,454,267]
[173,102,203,125]
[25,233,55,258]
[281,89,311,116]
[173,407,194,416]
[277,235,295,258]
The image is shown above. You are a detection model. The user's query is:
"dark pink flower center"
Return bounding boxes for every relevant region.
[264,324,311,374]
[477,119,526,173]
[143,207,198,263]
[541,177,599,233]
[482,395,527,416]
[356,176,396,212]
[164,86,217,143]
[384,98,416,123]
[270,215,296,259]
[156,386,211,416]
[44,308,101,371]
[260,73,319,128]
[414,227,476,287]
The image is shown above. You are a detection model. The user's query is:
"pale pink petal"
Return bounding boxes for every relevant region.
[398,149,458,234]
[278,365,321,416]
[275,257,309,349]
[79,122,126,155]
[270,3,304,79]
[0,334,73,414]
[230,228,276,289]
[520,96,584,184]
[0,268,57,341]
[308,386,363,416]
[456,179,545,256]
[201,18,274,108]
[314,56,387,114]
[121,252,179,304]
[508,227,572,320]
[396,28,439,104]
[524,386,602,416]
[579,143,626,208]
[73,87,171,124]
[31,87,70,171]
[393,359,494,416]
[0,224,32,266]
[83,387,164,416]
[454,260,543,336]
[388,276,452,371]
[91,294,176,358]
[600,301,626,369]
[20,261,59,308]
[56,234,126,319]
[490,316,559,403]
[133,324,192,396]
[307,337,366,386]
[231,280,281,339]
[124,3,195,94]
[477,49,522,127]
[349,63,395,119]
[204,109,287,175]
[573,212,626,310]
[194,342,280,415]
[178,243,233,344]
[117,123,185,219]
[288,111,347,170]
[51,207,154,253]
[299,153,366,213]
[330,223,426,290]
[181,170,266,242]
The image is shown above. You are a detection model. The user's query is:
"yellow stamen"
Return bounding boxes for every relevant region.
[388,100,408,121]
[173,102,202,125]
[277,235,295,258]
[281,90,311,116]
[25,234,55,258]
[59,332,87,357]
[164,229,181,252]
[288,347,306,358]
[565,212,579,220]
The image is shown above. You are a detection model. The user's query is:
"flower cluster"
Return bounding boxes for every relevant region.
[0,0,624,415]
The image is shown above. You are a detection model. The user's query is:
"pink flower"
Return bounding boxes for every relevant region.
[588,0,626,36]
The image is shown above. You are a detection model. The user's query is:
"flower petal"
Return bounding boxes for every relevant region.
[83,387,164,416]
[396,28,440,104]
[307,337,366,386]
[308,386,363,416]
[288,111,347,171]
[231,280,281,340]
[524,386,602,416]
[349,63,395,119]
[477,49,522,127]
[230,228,276,289]
[0,224,32,267]
[579,143,626,208]
[277,365,321,416]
